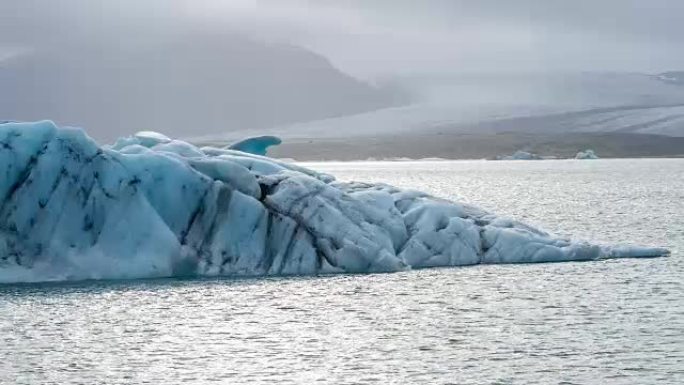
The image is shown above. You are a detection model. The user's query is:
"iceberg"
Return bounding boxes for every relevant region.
[495,150,542,160]
[576,149,599,159]
[228,135,282,156]
[0,121,669,283]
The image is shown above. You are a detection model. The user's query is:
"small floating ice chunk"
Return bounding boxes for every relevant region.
[576,149,599,159]
[495,150,542,160]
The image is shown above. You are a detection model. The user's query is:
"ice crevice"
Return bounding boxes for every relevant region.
[0,121,670,283]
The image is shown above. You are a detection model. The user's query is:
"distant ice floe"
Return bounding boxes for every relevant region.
[0,121,669,283]
[656,71,684,85]
[576,149,599,159]
[495,150,543,160]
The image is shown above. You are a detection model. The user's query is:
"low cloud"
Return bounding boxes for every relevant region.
[2,0,683,78]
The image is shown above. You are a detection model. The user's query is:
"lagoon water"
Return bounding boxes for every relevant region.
[1,159,682,384]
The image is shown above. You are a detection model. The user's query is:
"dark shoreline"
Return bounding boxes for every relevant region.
[259,132,684,161]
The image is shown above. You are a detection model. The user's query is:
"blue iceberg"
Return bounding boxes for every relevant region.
[576,149,599,159]
[0,121,669,283]
[228,135,282,156]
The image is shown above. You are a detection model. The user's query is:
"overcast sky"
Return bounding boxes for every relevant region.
[176,0,684,78]
[2,0,683,79]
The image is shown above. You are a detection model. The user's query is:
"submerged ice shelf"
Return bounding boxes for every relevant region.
[0,121,669,283]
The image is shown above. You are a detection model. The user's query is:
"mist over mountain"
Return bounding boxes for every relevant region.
[3,0,684,156]
[213,71,684,160]
[0,1,401,142]
[0,31,399,142]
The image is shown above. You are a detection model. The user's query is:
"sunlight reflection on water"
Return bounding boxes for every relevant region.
[1,159,682,384]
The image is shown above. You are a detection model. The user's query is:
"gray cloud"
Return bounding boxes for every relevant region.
[0,0,684,78]
[267,0,684,77]
[2,1,683,78]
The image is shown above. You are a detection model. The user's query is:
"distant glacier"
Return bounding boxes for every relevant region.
[0,121,669,283]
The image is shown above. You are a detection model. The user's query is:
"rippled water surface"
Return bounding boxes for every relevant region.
[1,159,682,384]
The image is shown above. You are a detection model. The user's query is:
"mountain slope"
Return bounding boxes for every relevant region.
[0,32,396,142]
[192,71,684,160]
[206,71,684,142]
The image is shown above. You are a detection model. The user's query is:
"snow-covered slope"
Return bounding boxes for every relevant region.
[452,104,684,137]
[194,72,684,144]
[0,121,668,283]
